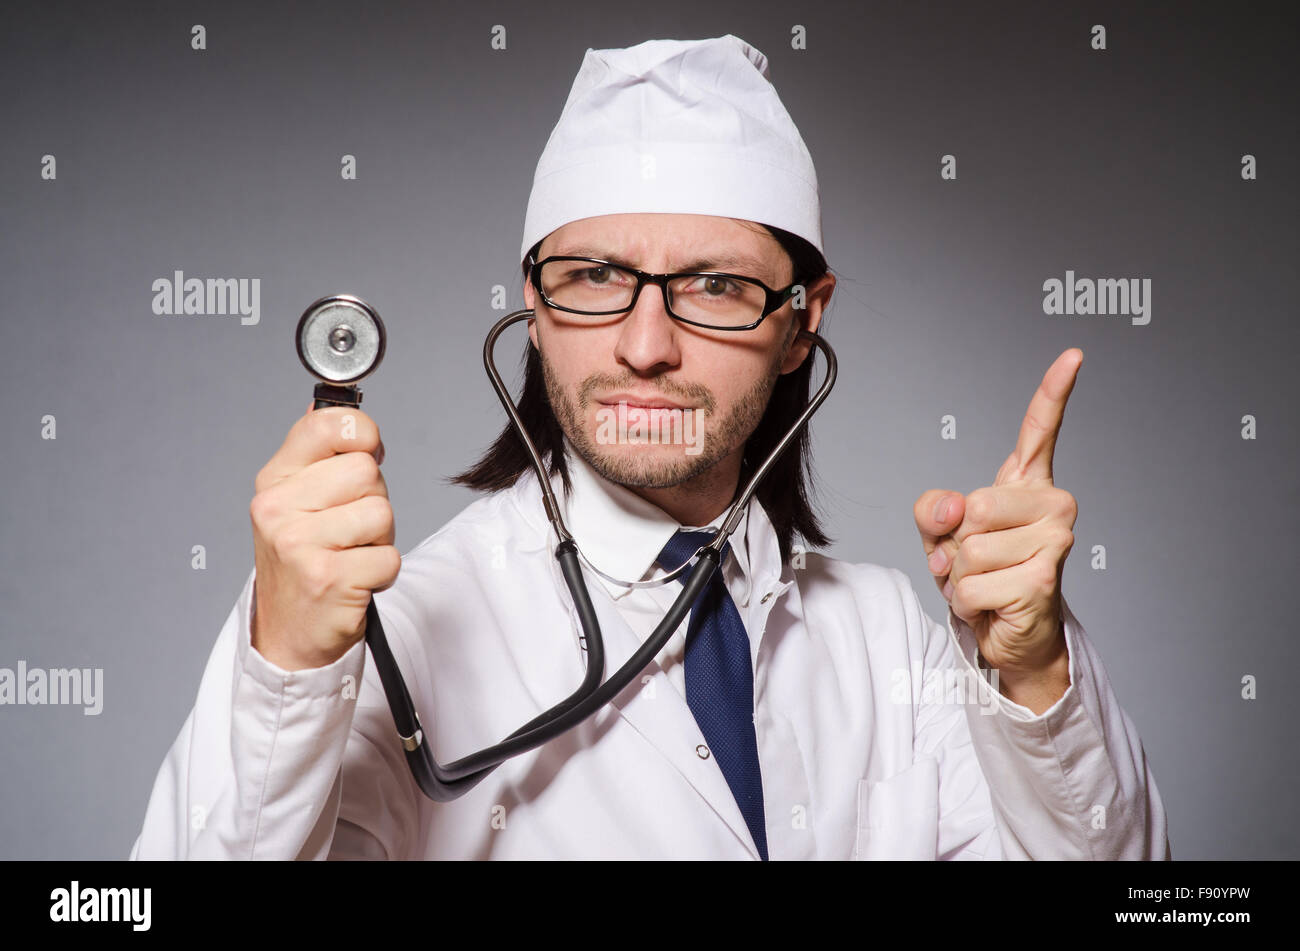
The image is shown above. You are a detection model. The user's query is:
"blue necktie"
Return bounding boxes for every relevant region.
[657,530,769,861]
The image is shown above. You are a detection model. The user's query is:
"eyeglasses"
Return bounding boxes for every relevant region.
[528,254,801,331]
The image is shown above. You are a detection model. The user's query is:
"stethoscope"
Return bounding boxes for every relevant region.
[295,294,837,802]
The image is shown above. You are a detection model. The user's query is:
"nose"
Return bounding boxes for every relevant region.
[612,280,681,375]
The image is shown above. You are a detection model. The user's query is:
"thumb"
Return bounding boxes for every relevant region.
[913,489,966,589]
[913,489,965,549]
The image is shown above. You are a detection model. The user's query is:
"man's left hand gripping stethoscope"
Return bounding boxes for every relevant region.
[294,294,837,802]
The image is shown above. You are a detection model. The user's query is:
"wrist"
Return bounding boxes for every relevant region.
[994,642,1070,714]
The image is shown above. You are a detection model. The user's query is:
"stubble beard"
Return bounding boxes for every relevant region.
[539,336,792,491]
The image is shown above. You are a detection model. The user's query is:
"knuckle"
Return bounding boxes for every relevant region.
[355,494,391,534]
[383,545,402,578]
[1058,490,1079,524]
[335,410,379,449]
[307,407,336,445]
[272,519,308,558]
[370,546,402,590]
[348,408,378,439]
[300,552,336,598]
[966,489,994,525]
[372,495,395,530]
[345,450,380,483]
[249,490,277,526]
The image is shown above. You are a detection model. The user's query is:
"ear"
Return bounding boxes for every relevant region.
[524,281,539,349]
[779,271,836,374]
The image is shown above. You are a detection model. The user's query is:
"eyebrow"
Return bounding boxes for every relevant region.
[552,246,772,277]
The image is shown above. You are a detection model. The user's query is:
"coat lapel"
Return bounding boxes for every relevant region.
[513,468,762,859]
[562,558,762,860]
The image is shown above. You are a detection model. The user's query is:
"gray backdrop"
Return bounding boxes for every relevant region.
[1,0,1295,859]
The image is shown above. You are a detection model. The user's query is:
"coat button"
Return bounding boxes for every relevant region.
[696,744,710,759]
[760,591,774,604]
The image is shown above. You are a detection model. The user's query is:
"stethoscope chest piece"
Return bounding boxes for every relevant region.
[296,294,387,407]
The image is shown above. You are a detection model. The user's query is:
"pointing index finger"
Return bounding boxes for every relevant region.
[1002,348,1083,485]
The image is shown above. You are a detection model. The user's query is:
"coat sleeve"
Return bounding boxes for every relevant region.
[127,567,418,860]
[901,567,1170,860]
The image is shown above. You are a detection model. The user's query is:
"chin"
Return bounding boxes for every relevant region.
[579,438,710,489]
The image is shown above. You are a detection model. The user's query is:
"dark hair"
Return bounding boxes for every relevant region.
[448,223,833,565]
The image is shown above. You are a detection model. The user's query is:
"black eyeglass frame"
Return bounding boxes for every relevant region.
[527,254,802,331]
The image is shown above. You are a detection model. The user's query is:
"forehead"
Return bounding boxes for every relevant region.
[542,213,783,276]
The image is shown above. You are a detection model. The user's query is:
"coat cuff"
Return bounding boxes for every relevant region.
[236,566,368,699]
[944,595,1159,859]
[946,599,1080,723]
[223,567,368,858]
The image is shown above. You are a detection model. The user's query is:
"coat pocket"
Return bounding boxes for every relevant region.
[852,756,940,860]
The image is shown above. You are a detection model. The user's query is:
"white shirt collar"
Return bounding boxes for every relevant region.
[557,436,752,601]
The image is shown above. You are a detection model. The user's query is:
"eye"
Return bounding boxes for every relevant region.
[682,275,740,297]
[573,265,633,287]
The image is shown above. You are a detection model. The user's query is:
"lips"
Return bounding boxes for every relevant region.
[597,393,691,410]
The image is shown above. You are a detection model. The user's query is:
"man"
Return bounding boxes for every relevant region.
[130,34,1169,859]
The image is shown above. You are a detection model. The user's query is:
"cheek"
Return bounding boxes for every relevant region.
[698,345,778,401]
[708,378,756,420]
[540,329,610,400]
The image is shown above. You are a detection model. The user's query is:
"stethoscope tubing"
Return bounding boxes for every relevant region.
[327,308,836,802]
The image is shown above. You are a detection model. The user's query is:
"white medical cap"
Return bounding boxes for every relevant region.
[520,34,823,266]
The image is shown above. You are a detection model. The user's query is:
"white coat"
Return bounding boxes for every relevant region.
[129,442,1170,860]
